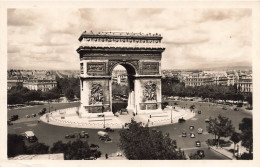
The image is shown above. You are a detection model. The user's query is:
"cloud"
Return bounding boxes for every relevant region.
[7,8,252,70]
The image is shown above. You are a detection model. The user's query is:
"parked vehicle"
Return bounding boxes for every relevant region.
[24,131,37,143]
[222,106,227,110]
[25,115,30,118]
[198,128,203,134]
[198,110,202,114]
[178,118,186,123]
[104,127,114,132]
[31,114,36,117]
[9,115,19,121]
[195,141,201,147]
[182,132,187,137]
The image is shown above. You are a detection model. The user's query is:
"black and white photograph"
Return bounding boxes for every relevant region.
[0,1,259,166]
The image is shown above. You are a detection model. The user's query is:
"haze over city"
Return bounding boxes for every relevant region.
[8,8,251,70]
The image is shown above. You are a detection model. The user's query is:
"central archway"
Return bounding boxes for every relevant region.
[110,63,137,113]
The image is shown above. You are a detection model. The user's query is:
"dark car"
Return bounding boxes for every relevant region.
[162,102,169,109]
[198,110,201,114]
[234,108,239,111]
[65,134,76,139]
[195,141,201,147]
[104,127,114,132]
[32,114,36,117]
[105,137,112,143]
[9,115,19,121]
[178,118,186,123]
[197,150,205,158]
[90,144,99,150]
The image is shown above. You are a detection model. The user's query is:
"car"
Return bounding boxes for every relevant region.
[174,102,178,105]
[189,126,195,131]
[9,115,19,121]
[65,134,76,139]
[79,131,89,138]
[104,127,114,132]
[178,118,186,123]
[24,131,38,143]
[234,108,239,111]
[32,114,36,117]
[198,128,203,134]
[104,137,112,143]
[182,132,187,137]
[198,110,201,114]
[190,133,195,138]
[222,106,227,110]
[196,150,205,158]
[195,141,201,147]
[205,119,210,123]
[25,115,30,118]
[90,144,99,150]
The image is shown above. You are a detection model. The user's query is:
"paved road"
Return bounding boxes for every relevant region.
[8,100,252,160]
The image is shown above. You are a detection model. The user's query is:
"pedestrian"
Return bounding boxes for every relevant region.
[105,153,108,159]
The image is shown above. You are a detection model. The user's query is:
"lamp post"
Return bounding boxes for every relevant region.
[102,105,105,128]
[171,105,173,123]
[48,99,51,113]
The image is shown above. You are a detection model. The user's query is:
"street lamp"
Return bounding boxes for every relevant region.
[102,105,105,128]
[171,105,173,123]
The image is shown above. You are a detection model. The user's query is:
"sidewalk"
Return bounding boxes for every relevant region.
[209,146,235,160]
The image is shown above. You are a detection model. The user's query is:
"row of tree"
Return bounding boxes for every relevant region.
[8,85,61,104]
[8,134,101,160]
[162,78,252,105]
[56,77,80,100]
[206,115,253,159]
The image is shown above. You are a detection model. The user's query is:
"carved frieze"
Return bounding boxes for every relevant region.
[108,60,139,74]
[89,83,104,105]
[143,81,157,101]
[142,62,159,75]
[87,62,106,74]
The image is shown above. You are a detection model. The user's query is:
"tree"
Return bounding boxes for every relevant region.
[206,117,217,144]
[64,88,75,101]
[230,132,241,157]
[119,119,185,160]
[26,142,49,154]
[207,115,234,147]
[8,134,26,157]
[239,118,253,158]
[50,140,101,160]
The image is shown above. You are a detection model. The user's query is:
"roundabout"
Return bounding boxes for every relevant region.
[39,106,196,129]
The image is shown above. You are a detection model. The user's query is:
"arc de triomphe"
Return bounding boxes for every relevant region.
[77,31,165,117]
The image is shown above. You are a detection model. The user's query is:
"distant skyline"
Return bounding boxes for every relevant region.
[8,8,252,70]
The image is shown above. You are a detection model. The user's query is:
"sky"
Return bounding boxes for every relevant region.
[7,8,252,70]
